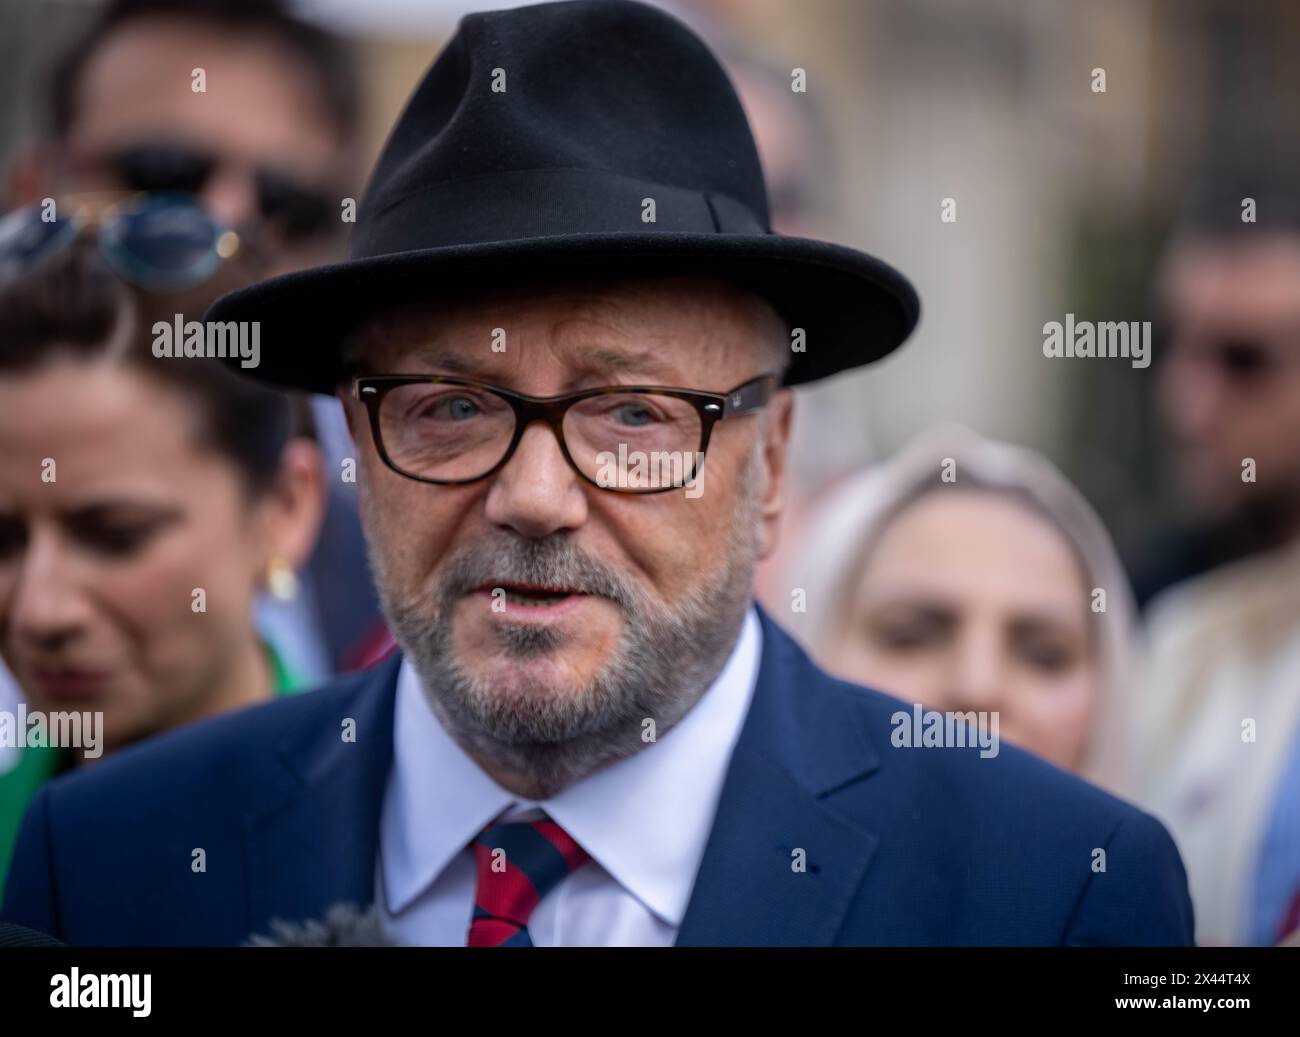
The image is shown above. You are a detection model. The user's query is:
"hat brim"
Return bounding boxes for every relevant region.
[204,232,920,395]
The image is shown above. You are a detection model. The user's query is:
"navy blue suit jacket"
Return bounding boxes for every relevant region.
[1,607,1193,945]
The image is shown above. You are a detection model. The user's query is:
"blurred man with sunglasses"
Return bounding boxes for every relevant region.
[8,0,359,274]
[1135,183,1300,946]
[3,0,384,684]
[1130,186,1300,606]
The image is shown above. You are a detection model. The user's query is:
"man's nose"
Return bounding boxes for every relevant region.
[1159,344,1226,441]
[9,534,91,649]
[483,421,589,538]
[200,166,261,231]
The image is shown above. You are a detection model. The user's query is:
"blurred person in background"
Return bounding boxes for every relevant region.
[0,225,325,892]
[7,0,359,276]
[1130,181,1300,945]
[776,425,1137,795]
[1129,182,1300,607]
[1140,539,1300,945]
[4,0,383,681]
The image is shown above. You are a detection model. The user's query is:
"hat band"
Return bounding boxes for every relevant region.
[353,167,768,256]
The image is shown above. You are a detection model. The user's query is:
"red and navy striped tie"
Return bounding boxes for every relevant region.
[467,818,591,947]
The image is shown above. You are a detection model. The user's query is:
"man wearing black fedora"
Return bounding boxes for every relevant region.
[3,0,1192,946]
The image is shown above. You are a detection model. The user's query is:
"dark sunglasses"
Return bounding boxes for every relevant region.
[1166,332,1295,384]
[105,143,335,241]
[0,193,240,292]
[1205,337,1288,380]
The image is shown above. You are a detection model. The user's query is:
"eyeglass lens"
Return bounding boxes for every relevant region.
[377,383,705,490]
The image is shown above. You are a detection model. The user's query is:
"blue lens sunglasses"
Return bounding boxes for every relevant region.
[0,192,241,292]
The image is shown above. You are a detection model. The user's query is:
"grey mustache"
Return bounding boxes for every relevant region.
[438,536,638,610]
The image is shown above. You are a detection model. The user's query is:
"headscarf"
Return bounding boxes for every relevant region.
[778,423,1139,794]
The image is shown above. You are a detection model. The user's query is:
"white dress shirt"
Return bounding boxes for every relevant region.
[376,606,762,946]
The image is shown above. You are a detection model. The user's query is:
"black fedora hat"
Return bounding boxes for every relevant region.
[207,0,919,394]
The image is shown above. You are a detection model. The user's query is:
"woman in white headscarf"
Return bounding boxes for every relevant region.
[775,424,1138,795]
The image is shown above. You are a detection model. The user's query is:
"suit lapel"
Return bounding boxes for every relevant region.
[244,655,401,939]
[676,607,882,946]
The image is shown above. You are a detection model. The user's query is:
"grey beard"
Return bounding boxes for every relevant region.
[369,450,764,799]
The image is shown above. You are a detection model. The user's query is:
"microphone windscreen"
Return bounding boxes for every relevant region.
[247,903,397,947]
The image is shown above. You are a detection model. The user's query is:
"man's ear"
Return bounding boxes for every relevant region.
[757,389,794,561]
[335,384,367,527]
[258,438,327,573]
[336,384,358,437]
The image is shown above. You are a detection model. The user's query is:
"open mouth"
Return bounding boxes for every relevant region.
[481,582,587,607]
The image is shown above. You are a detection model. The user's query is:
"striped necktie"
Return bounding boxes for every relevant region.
[467,817,591,947]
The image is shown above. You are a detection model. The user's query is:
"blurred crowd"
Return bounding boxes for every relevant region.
[0,0,1298,947]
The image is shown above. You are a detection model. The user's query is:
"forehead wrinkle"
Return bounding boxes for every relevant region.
[384,301,689,380]
[539,309,686,381]
[354,278,774,381]
[520,279,765,352]
[546,290,765,378]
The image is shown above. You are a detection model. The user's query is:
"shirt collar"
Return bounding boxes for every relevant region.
[381,606,763,926]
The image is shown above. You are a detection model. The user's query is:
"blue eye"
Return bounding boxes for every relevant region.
[447,397,480,420]
[418,395,481,421]
[611,402,657,426]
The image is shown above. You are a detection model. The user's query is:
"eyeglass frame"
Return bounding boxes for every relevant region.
[351,371,780,494]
